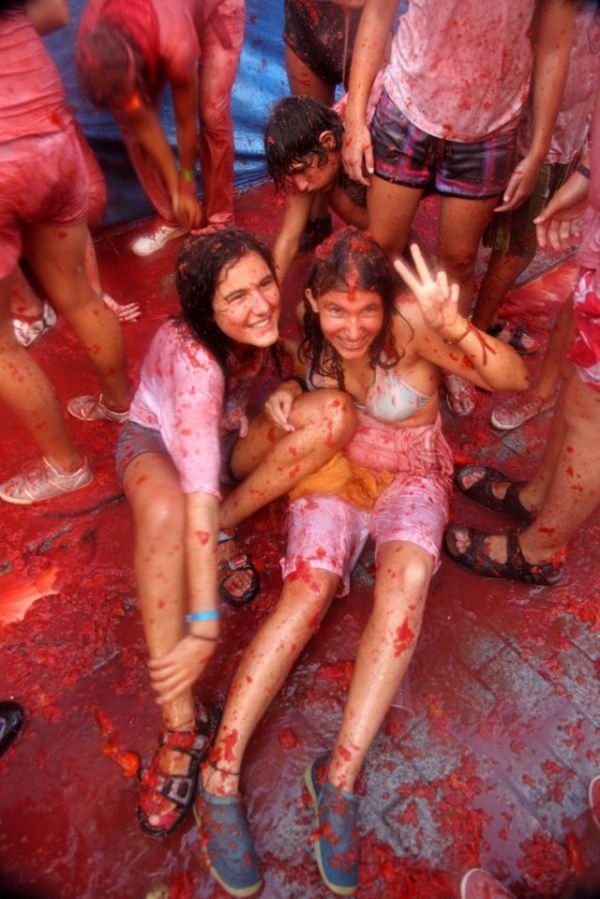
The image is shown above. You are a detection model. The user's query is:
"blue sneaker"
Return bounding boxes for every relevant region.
[195,779,262,897]
[305,755,359,895]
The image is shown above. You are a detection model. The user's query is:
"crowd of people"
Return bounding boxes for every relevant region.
[1,0,600,896]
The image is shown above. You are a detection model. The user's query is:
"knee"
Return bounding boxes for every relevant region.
[374,556,430,617]
[319,389,357,448]
[441,247,478,283]
[133,490,184,547]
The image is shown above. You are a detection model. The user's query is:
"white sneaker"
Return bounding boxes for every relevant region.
[0,458,93,505]
[460,868,513,899]
[67,394,129,424]
[130,222,187,257]
[491,389,555,431]
[12,302,57,347]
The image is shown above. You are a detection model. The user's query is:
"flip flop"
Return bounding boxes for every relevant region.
[444,525,563,586]
[454,465,532,522]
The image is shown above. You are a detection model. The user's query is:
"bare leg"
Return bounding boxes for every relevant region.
[124,453,196,823]
[328,542,433,792]
[367,176,423,258]
[220,389,356,529]
[23,222,129,411]
[454,370,600,566]
[0,270,82,472]
[437,194,499,315]
[202,569,339,796]
[472,249,533,332]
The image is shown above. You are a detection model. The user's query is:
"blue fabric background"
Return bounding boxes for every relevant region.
[45,0,288,224]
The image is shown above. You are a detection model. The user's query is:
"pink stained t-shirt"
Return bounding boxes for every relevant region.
[518,4,600,164]
[0,11,69,141]
[383,0,536,142]
[78,0,201,95]
[129,320,226,497]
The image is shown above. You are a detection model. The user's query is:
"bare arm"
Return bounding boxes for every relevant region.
[273,191,313,284]
[395,246,529,392]
[342,0,396,185]
[496,0,575,212]
[171,77,202,228]
[25,0,68,34]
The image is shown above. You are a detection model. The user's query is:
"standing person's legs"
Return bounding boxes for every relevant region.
[0,269,84,476]
[23,221,130,413]
[437,194,499,315]
[197,0,245,226]
[473,248,533,332]
[366,175,423,258]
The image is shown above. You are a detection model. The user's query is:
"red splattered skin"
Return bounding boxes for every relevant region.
[195,529,209,545]
[393,619,415,656]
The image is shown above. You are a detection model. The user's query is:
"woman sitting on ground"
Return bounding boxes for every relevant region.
[118,227,354,837]
[195,228,528,898]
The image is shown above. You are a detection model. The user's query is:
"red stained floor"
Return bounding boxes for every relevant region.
[0,185,599,899]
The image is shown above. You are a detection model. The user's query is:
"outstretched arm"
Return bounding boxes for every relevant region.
[496,0,574,212]
[273,192,313,284]
[395,245,529,392]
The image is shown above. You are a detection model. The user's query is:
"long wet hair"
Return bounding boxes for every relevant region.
[176,227,281,376]
[300,227,404,390]
[264,96,344,190]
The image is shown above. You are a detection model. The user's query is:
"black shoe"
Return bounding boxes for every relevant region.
[0,701,24,756]
[299,214,333,252]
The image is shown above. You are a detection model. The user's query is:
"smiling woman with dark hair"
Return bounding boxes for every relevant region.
[117,226,355,839]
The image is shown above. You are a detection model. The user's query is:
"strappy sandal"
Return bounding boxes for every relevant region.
[138,707,210,837]
[218,530,260,608]
[444,525,564,586]
[454,465,533,523]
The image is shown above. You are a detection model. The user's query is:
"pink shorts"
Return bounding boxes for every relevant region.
[0,124,89,279]
[281,415,453,595]
[568,268,600,392]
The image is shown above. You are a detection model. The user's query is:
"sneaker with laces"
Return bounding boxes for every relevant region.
[67,394,129,424]
[490,389,555,431]
[460,868,513,899]
[130,222,187,257]
[0,458,92,505]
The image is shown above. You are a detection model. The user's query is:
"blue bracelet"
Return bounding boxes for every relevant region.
[186,610,220,623]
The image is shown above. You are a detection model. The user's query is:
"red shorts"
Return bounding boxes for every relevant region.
[0,123,89,279]
[568,268,600,392]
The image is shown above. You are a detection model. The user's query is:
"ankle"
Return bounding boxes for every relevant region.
[203,760,240,796]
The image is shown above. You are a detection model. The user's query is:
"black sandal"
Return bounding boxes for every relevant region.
[218,529,260,607]
[138,707,210,837]
[444,525,563,586]
[455,465,533,523]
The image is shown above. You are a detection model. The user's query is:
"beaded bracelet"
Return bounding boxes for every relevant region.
[576,163,591,179]
[189,633,220,642]
[186,610,220,622]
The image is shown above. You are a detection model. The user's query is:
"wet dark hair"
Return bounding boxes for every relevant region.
[264,96,344,190]
[176,227,280,375]
[77,23,148,108]
[301,227,404,390]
